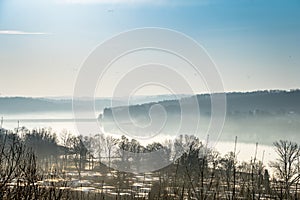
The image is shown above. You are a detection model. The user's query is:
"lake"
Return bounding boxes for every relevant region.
[0,111,277,171]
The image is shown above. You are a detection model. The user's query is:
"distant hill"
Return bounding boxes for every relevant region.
[101,90,300,145]
[0,97,70,113]
[225,90,300,115]
[0,94,186,114]
[0,97,114,114]
[103,89,300,119]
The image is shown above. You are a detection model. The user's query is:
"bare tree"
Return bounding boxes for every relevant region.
[270,140,300,198]
[0,132,23,197]
[172,135,185,162]
[82,135,94,170]
[105,135,118,169]
[60,129,73,170]
[92,133,105,165]
[71,135,87,179]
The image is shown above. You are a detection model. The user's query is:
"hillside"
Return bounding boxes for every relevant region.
[101,90,300,145]
[103,90,300,119]
[0,94,186,114]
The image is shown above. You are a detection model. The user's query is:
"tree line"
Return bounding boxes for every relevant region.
[1,126,300,199]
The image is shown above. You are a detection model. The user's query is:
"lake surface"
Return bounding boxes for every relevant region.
[1,111,277,169]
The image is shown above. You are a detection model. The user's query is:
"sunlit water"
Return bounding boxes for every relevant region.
[1,112,277,171]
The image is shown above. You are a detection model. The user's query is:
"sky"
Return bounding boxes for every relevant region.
[0,0,299,97]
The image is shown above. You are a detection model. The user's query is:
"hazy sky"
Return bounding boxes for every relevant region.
[0,0,299,97]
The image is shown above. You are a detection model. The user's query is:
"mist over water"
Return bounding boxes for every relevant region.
[0,110,281,168]
[1,111,93,135]
[1,90,299,172]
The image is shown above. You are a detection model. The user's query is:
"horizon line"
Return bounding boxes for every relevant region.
[0,88,299,99]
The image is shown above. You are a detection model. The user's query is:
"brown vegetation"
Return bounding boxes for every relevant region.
[1,127,300,199]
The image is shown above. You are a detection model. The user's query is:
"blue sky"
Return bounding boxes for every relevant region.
[0,0,299,97]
